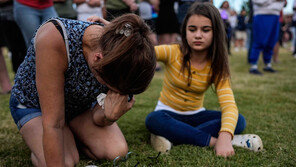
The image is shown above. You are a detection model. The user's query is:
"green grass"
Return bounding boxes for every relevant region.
[1,47,296,166]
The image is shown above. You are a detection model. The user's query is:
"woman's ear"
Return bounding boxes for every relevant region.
[94,52,103,61]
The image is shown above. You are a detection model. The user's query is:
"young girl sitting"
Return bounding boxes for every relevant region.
[145,2,263,158]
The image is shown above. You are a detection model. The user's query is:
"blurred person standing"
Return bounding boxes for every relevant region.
[139,0,163,71]
[219,1,232,55]
[246,0,253,62]
[0,47,12,94]
[228,10,237,51]
[139,0,157,45]
[156,0,179,44]
[13,0,58,47]
[105,0,138,21]
[248,0,285,75]
[292,0,296,58]
[0,0,26,73]
[272,4,287,63]
[177,0,212,26]
[235,9,247,52]
[74,0,103,21]
[54,0,77,19]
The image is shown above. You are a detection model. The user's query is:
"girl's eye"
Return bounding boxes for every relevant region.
[203,29,211,32]
[188,28,196,32]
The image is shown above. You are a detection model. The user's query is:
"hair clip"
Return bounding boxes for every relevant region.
[116,23,132,37]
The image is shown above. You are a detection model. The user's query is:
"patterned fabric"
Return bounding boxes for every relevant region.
[154,44,239,136]
[12,17,108,121]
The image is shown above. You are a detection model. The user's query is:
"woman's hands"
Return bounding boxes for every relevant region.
[103,90,135,122]
[214,132,235,158]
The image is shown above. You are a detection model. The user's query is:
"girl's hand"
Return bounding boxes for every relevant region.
[214,132,235,158]
[103,90,135,122]
[87,16,110,25]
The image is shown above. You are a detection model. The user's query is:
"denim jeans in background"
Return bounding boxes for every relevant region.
[145,110,246,147]
[13,0,58,47]
[249,15,280,65]
[177,2,192,25]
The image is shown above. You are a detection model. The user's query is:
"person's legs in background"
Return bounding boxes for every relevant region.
[14,1,42,47]
[293,26,296,58]
[41,5,58,23]
[262,15,280,72]
[177,2,192,26]
[14,1,57,47]
[249,15,274,75]
[247,26,253,63]
[272,42,280,63]
[0,47,12,94]
[1,20,26,73]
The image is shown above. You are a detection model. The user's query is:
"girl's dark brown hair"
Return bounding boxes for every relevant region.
[180,2,230,87]
[95,14,156,94]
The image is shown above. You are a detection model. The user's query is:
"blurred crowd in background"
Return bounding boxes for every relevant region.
[1,0,296,93]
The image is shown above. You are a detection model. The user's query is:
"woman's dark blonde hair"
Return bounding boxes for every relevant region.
[95,14,156,94]
[180,2,230,87]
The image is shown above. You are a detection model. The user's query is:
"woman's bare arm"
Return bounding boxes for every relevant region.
[35,22,68,167]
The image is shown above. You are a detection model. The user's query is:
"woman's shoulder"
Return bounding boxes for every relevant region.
[35,22,68,69]
[35,22,65,50]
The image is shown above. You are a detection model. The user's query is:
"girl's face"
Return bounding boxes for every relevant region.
[186,15,213,54]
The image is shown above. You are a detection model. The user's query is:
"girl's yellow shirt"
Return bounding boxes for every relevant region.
[155,44,239,136]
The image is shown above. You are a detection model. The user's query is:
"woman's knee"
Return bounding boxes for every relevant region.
[31,152,46,167]
[103,141,128,160]
[64,151,79,167]
[64,155,79,167]
[235,114,247,134]
[90,140,128,161]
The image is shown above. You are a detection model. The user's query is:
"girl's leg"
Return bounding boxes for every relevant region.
[145,110,246,147]
[145,110,212,147]
[69,109,128,160]
[193,110,246,138]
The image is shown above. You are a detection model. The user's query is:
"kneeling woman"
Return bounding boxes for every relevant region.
[10,14,156,166]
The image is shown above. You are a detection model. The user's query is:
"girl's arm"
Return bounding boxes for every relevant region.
[154,44,178,64]
[214,79,239,157]
[35,23,68,166]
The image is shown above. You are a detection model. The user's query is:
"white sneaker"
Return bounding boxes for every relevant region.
[150,134,172,153]
[232,134,263,152]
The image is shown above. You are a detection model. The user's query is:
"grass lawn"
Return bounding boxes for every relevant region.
[0,47,296,166]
